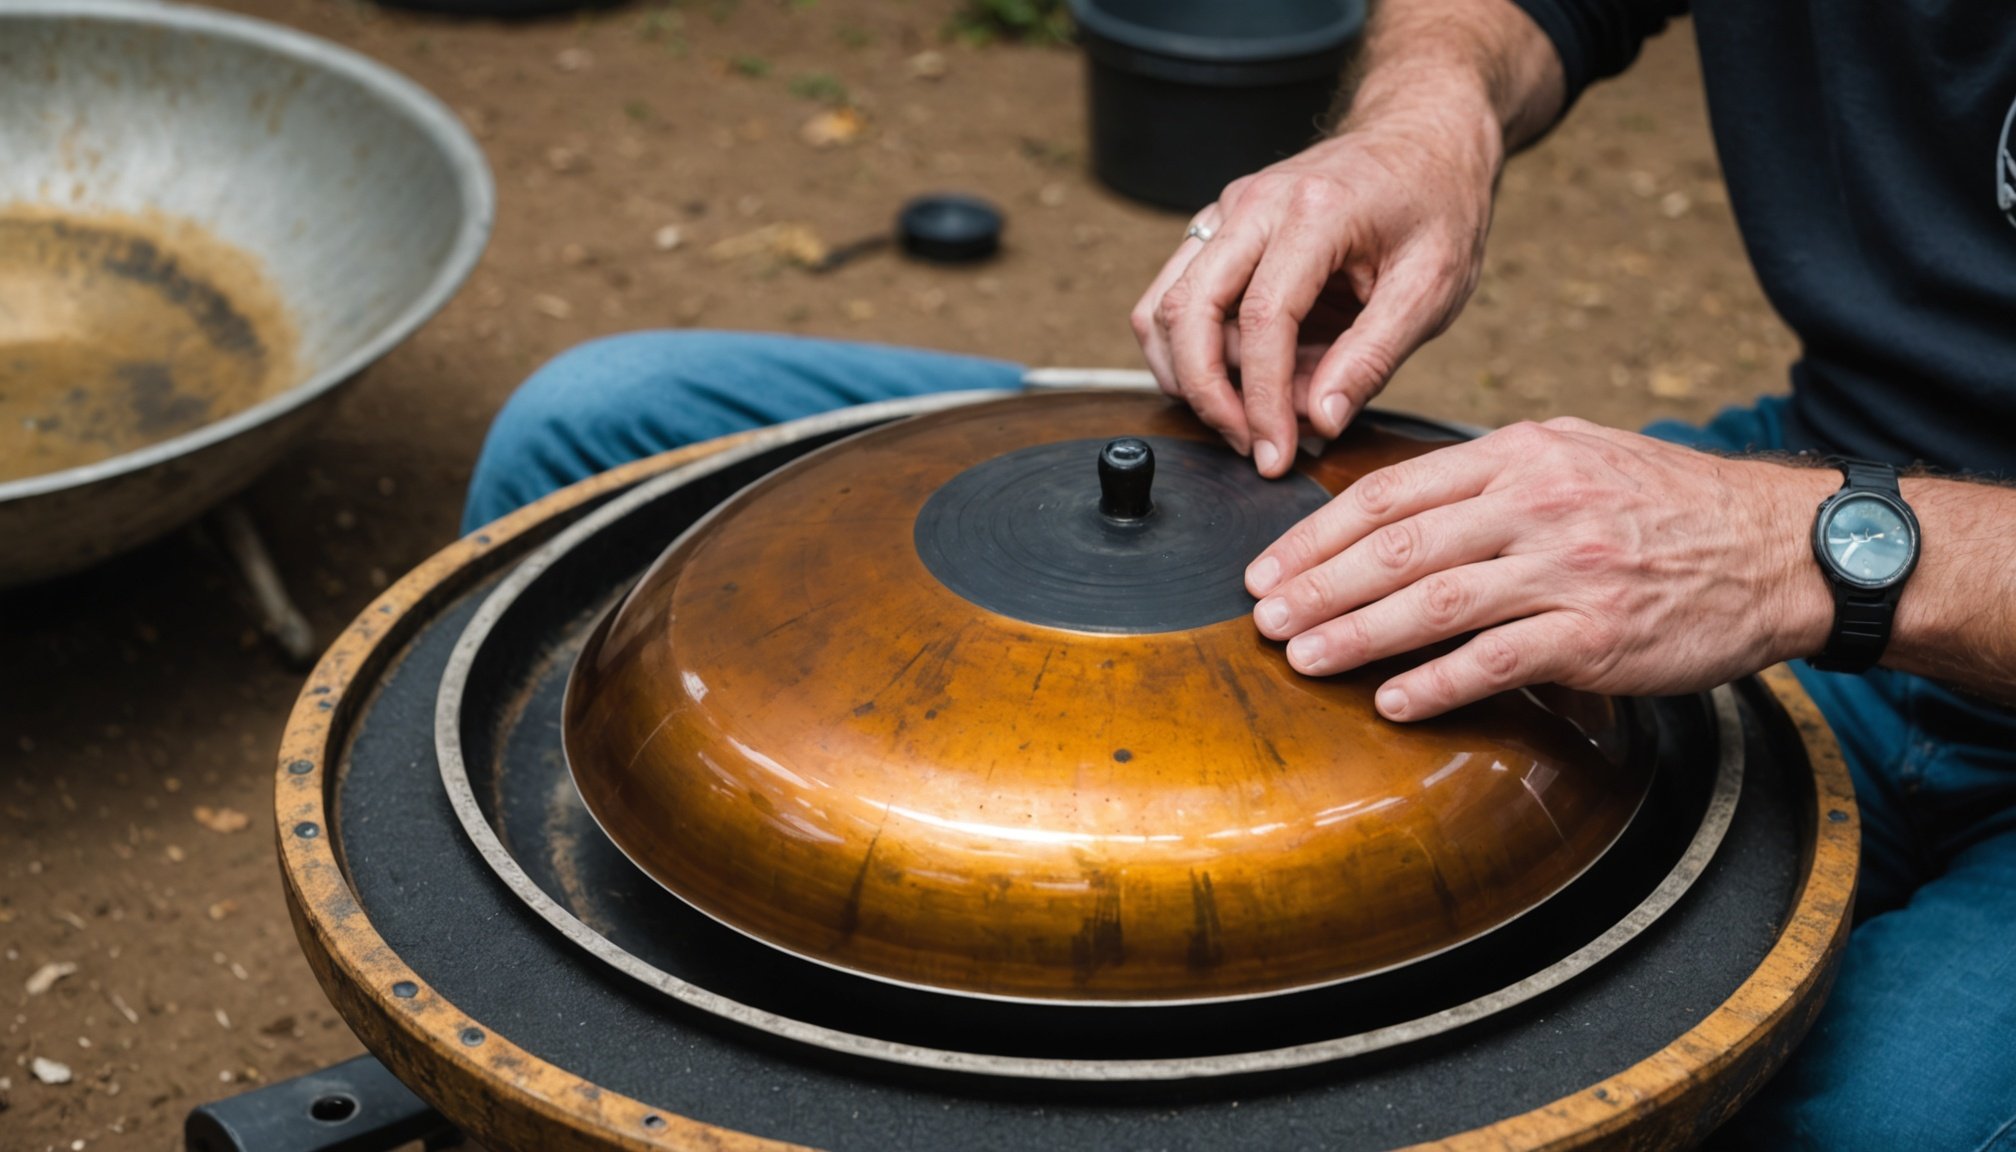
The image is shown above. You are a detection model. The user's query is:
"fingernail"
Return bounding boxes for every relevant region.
[1254,441,1281,473]
[1321,393,1349,432]
[1376,686,1407,718]
[1287,633,1326,671]
[1256,597,1288,632]
[1248,556,1281,594]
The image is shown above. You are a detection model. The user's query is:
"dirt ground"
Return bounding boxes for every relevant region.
[0,2,1794,1148]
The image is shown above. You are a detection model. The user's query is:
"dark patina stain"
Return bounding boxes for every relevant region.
[1187,870,1225,970]
[1070,869,1125,984]
[835,829,884,943]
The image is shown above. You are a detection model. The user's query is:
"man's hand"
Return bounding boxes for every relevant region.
[1128,0,1566,477]
[1131,118,1498,477]
[1245,418,1840,720]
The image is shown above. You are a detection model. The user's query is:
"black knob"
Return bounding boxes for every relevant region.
[1098,438,1155,521]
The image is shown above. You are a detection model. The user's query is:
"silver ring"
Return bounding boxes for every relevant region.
[1185,222,1215,243]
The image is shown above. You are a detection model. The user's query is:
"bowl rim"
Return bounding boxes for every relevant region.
[0,0,496,504]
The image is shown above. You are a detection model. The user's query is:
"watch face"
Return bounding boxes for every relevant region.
[1820,493,1915,585]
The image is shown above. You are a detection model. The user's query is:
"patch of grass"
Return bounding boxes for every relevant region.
[836,23,873,48]
[730,53,771,77]
[946,0,1071,46]
[789,72,850,105]
[625,100,655,122]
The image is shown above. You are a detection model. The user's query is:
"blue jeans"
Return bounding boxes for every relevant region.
[469,333,2016,1149]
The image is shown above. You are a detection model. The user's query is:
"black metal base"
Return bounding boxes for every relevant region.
[321,436,1814,1150]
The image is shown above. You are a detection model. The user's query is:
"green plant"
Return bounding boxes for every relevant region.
[789,72,850,105]
[946,0,1071,46]
[729,53,771,76]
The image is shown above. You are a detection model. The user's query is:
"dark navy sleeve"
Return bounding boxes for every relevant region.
[1506,0,1690,106]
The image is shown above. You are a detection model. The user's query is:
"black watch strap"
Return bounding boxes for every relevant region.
[1808,458,1907,674]
[1836,459,1900,496]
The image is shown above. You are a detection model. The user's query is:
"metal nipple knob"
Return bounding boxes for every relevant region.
[1098,437,1155,521]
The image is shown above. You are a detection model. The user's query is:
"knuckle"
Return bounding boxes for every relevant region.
[1237,291,1284,338]
[1129,305,1154,342]
[1543,415,1597,434]
[1287,177,1337,215]
[1331,613,1374,663]
[1416,573,1469,629]
[1495,421,1550,452]
[1473,632,1522,681]
[1287,574,1330,615]
[1370,521,1419,572]
[1351,468,1400,517]
[1155,282,1194,328]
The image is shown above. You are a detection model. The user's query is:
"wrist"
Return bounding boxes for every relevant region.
[1339,63,1507,183]
[1754,462,1839,665]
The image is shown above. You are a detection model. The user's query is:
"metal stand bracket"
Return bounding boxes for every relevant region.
[184,1053,461,1152]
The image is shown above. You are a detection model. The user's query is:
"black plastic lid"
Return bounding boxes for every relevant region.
[896,194,1003,264]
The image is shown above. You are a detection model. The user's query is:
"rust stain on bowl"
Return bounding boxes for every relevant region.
[0,208,299,483]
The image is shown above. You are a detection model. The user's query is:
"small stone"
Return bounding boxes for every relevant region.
[906,50,947,80]
[546,146,587,174]
[333,509,357,530]
[533,295,574,320]
[554,47,594,72]
[377,476,398,497]
[560,242,591,266]
[206,900,238,922]
[25,962,77,995]
[164,845,185,863]
[653,225,684,252]
[1037,182,1067,208]
[1659,190,1692,219]
[31,1057,72,1085]
[843,299,876,321]
[193,806,249,834]
[1649,366,1695,400]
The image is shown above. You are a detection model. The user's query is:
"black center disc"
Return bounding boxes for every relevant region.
[913,436,1331,634]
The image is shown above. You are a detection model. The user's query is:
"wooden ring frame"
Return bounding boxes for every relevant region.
[277,425,1859,1152]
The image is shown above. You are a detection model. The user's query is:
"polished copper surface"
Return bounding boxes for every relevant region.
[564,392,1650,1003]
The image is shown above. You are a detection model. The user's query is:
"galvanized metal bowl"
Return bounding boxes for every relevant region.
[0,0,492,587]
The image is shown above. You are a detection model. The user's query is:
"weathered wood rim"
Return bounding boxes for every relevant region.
[278,397,1858,1150]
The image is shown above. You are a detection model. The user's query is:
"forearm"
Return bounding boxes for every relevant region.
[1337,0,1567,159]
[1768,470,2016,702]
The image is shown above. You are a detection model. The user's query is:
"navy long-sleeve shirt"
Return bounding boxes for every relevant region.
[1510,0,2016,476]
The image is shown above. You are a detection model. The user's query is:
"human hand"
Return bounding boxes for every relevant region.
[1245,419,1839,719]
[1130,95,1502,478]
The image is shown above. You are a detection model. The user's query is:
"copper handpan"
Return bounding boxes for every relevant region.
[564,392,1650,1004]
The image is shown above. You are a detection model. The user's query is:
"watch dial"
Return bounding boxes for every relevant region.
[1822,495,1913,584]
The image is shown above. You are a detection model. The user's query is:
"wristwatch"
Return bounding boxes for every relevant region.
[1807,458,1920,673]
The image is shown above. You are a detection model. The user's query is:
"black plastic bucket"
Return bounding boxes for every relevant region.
[1070,0,1366,212]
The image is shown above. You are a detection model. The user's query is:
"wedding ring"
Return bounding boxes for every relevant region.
[1185,222,1215,243]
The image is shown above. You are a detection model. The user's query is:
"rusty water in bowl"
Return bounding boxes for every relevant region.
[0,209,299,484]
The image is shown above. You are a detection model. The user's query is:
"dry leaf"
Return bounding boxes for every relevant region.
[193,806,250,834]
[799,107,865,149]
[707,224,830,269]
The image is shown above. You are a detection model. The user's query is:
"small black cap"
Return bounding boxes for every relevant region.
[1098,437,1156,521]
[897,194,1004,263]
